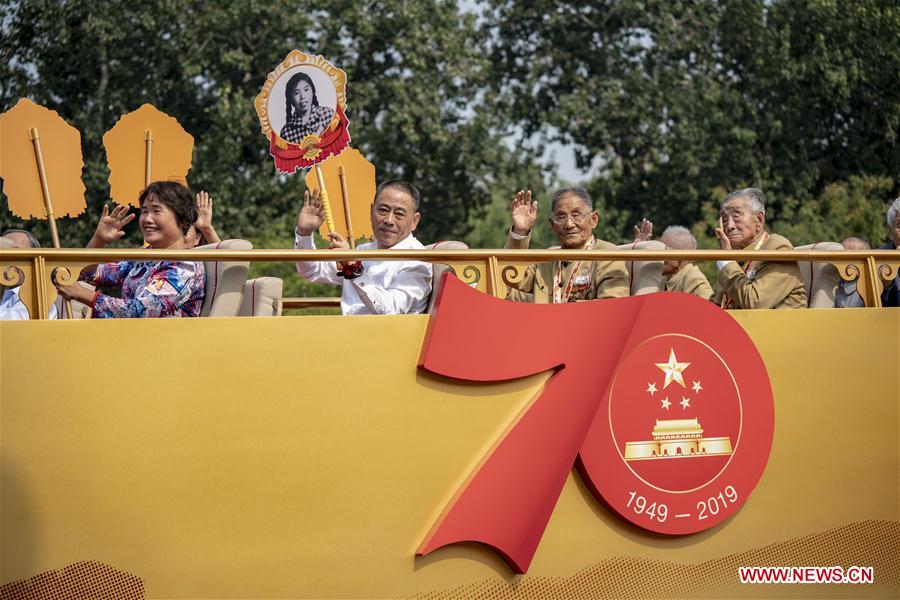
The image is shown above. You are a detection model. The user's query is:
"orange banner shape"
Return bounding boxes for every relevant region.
[304,147,375,241]
[103,104,193,207]
[0,98,86,219]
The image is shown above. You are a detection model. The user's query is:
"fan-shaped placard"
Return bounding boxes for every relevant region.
[103,104,193,207]
[0,98,86,219]
[304,148,376,242]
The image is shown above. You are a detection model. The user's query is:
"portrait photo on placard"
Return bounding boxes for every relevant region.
[255,50,351,173]
[268,66,338,144]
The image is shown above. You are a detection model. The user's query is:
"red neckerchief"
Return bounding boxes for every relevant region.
[553,237,596,304]
[721,231,769,310]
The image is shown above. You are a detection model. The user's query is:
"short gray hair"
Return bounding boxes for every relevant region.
[660,225,697,249]
[887,197,900,227]
[841,236,871,249]
[375,180,421,211]
[551,187,593,212]
[722,188,766,216]
[1,229,41,248]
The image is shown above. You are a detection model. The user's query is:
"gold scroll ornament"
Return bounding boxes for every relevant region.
[0,98,87,221]
[103,104,194,207]
[304,148,375,245]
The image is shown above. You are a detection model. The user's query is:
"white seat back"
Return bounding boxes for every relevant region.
[239,277,284,317]
[616,241,666,295]
[795,242,843,308]
[196,239,252,317]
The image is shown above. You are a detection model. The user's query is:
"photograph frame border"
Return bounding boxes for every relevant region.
[254,50,347,153]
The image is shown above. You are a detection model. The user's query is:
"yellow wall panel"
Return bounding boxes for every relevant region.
[1,309,897,598]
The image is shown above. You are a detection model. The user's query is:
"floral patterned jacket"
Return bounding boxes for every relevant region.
[79,260,205,318]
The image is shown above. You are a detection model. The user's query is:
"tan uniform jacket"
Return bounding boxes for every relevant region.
[712,232,807,309]
[504,229,630,303]
[666,263,714,301]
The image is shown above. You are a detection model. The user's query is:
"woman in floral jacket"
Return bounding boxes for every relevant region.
[56,181,205,318]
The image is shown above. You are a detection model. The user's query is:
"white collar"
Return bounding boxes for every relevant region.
[376,233,420,250]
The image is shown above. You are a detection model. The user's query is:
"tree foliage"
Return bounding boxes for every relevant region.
[486,0,899,244]
[1,0,536,248]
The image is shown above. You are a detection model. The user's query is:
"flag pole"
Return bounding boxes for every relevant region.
[337,165,355,249]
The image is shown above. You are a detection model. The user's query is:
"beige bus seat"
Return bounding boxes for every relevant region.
[239,277,284,317]
[196,239,252,317]
[425,240,469,313]
[795,242,843,308]
[616,240,665,295]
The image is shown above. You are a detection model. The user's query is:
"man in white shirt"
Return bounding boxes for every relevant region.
[1,229,58,320]
[294,180,432,315]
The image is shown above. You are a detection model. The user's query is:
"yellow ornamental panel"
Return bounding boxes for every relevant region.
[103,104,194,207]
[0,98,86,219]
[304,147,376,243]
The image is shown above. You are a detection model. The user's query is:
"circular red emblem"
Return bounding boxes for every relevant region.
[580,333,774,535]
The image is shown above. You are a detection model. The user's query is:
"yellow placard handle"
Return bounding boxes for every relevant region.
[28,127,72,319]
[144,129,153,187]
[338,165,355,249]
[314,164,335,234]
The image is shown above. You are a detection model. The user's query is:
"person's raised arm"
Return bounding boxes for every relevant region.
[87,204,134,248]
[78,204,135,289]
[294,188,340,285]
[632,218,653,243]
[296,187,325,237]
[506,189,537,249]
[195,191,221,244]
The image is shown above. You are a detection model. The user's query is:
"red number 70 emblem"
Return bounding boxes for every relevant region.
[416,275,774,573]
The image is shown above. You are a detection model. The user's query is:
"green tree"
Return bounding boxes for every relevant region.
[1,0,534,250]
[485,0,900,243]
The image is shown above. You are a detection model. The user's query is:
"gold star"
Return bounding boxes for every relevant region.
[646,383,657,395]
[692,380,702,393]
[680,396,691,410]
[655,349,691,389]
[661,397,671,411]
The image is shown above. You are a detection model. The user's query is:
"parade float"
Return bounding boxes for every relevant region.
[1,51,898,599]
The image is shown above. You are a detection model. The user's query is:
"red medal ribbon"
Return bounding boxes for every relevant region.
[269,105,351,173]
[552,237,596,304]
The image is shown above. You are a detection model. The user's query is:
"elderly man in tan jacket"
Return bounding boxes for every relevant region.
[659,226,714,300]
[503,188,629,303]
[711,188,807,309]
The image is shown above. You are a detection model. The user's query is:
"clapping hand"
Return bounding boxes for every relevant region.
[89,204,135,248]
[633,218,653,242]
[297,188,324,236]
[511,189,537,236]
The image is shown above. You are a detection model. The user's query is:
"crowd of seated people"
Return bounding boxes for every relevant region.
[1,183,898,320]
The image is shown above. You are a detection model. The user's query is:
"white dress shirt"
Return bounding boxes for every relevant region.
[1,286,58,320]
[294,232,433,315]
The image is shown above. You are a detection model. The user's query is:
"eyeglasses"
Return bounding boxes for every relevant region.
[550,212,594,226]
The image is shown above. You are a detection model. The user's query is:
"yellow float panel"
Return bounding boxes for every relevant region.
[1,309,897,598]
